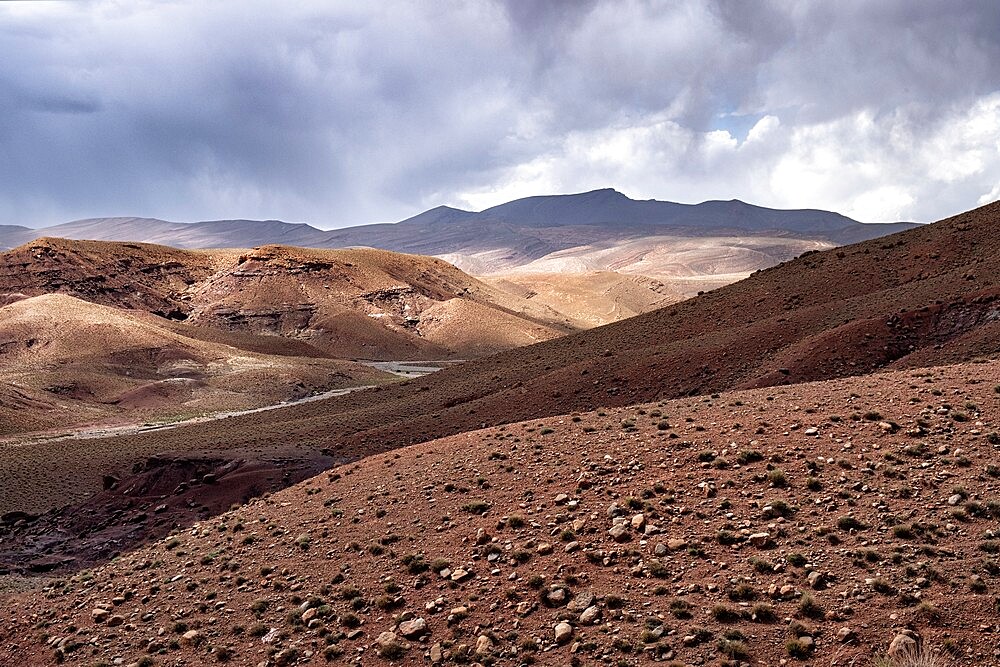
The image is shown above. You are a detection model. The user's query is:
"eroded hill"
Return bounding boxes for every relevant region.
[0,294,391,435]
[0,240,578,361]
[0,202,995,521]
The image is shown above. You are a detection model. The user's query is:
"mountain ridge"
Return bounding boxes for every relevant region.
[1,189,919,251]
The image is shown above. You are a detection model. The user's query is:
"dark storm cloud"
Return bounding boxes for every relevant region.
[0,0,997,228]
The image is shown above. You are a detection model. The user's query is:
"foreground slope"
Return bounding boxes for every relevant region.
[0,294,390,435]
[2,360,998,665]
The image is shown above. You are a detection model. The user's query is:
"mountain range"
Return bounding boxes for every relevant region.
[0,190,918,275]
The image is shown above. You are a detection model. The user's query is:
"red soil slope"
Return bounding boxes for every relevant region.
[2,359,999,665]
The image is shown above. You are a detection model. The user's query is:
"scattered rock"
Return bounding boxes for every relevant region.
[888,633,918,658]
[554,621,574,644]
[398,617,427,638]
[579,606,601,625]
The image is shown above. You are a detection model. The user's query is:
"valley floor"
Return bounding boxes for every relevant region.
[3,359,1000,665]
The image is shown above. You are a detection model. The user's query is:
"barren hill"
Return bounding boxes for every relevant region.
[184,245,576,359]
[0,237,216,317]
[0,240,577,361]
[0,201,994,518]
[2,359,999,664]
[0,294,391,435]
[0,202,998,664]
[482,271,678,327]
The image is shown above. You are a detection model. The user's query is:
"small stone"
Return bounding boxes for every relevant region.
[807,571,826,589]
[546,587,568,605]
[91,608,110,624]
[376,631,398,648]
[749,532,770,547]
[567,592,595,612]
[181,630,201,646]
[667,538,687,550]
[579,606,601,625]
[475,634,492,656]
[430,643,443,664]
[554,493,569,505]
[398,617,427,638]
[536,542,553,555]
[837,627,855,643]
[947,494,963,506]
[451,568,472,582]
[554,621,574,644]
[630,513,646,530]
[608,524,629,542]
[107,615,125,627]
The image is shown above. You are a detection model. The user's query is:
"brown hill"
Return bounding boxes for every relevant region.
[0,204,988,510]
[0,201,995,517]
[0,237,216,317]
[184,245,576,359]
[0,240,577,361]
[0,294,390,435]
[483,271,679,327]
[2,359,998,664]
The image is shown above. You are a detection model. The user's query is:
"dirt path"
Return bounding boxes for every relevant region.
[2,361,454,448]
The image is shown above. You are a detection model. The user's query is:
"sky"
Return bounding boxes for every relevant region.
[1,1,998,229]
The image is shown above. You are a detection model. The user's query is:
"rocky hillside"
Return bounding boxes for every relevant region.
[1,359,997,665]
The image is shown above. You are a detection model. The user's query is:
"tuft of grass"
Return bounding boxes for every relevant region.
[710,604,741,623]
[462,500,491,515]
[785,637,813,659]
[873,648,950,667]
[717,638,750,660]
[798,593,824,619]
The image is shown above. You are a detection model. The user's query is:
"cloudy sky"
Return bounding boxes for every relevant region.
[1,0,998,228]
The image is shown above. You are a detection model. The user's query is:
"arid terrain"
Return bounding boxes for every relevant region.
[0,293,392,435]
[0,191,917,327]
[0,239,576,361]
[482,271,678,327]
[0,201,996,666]
[2,360,999,666]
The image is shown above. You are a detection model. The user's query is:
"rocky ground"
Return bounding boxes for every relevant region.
[3,359,1000,666]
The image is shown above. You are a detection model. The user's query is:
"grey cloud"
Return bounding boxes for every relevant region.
[0,0,996,228]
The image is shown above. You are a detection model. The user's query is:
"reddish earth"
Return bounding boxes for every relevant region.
[2,360,999,665]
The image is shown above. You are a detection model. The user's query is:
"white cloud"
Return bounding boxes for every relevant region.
[455,91,1000,222]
